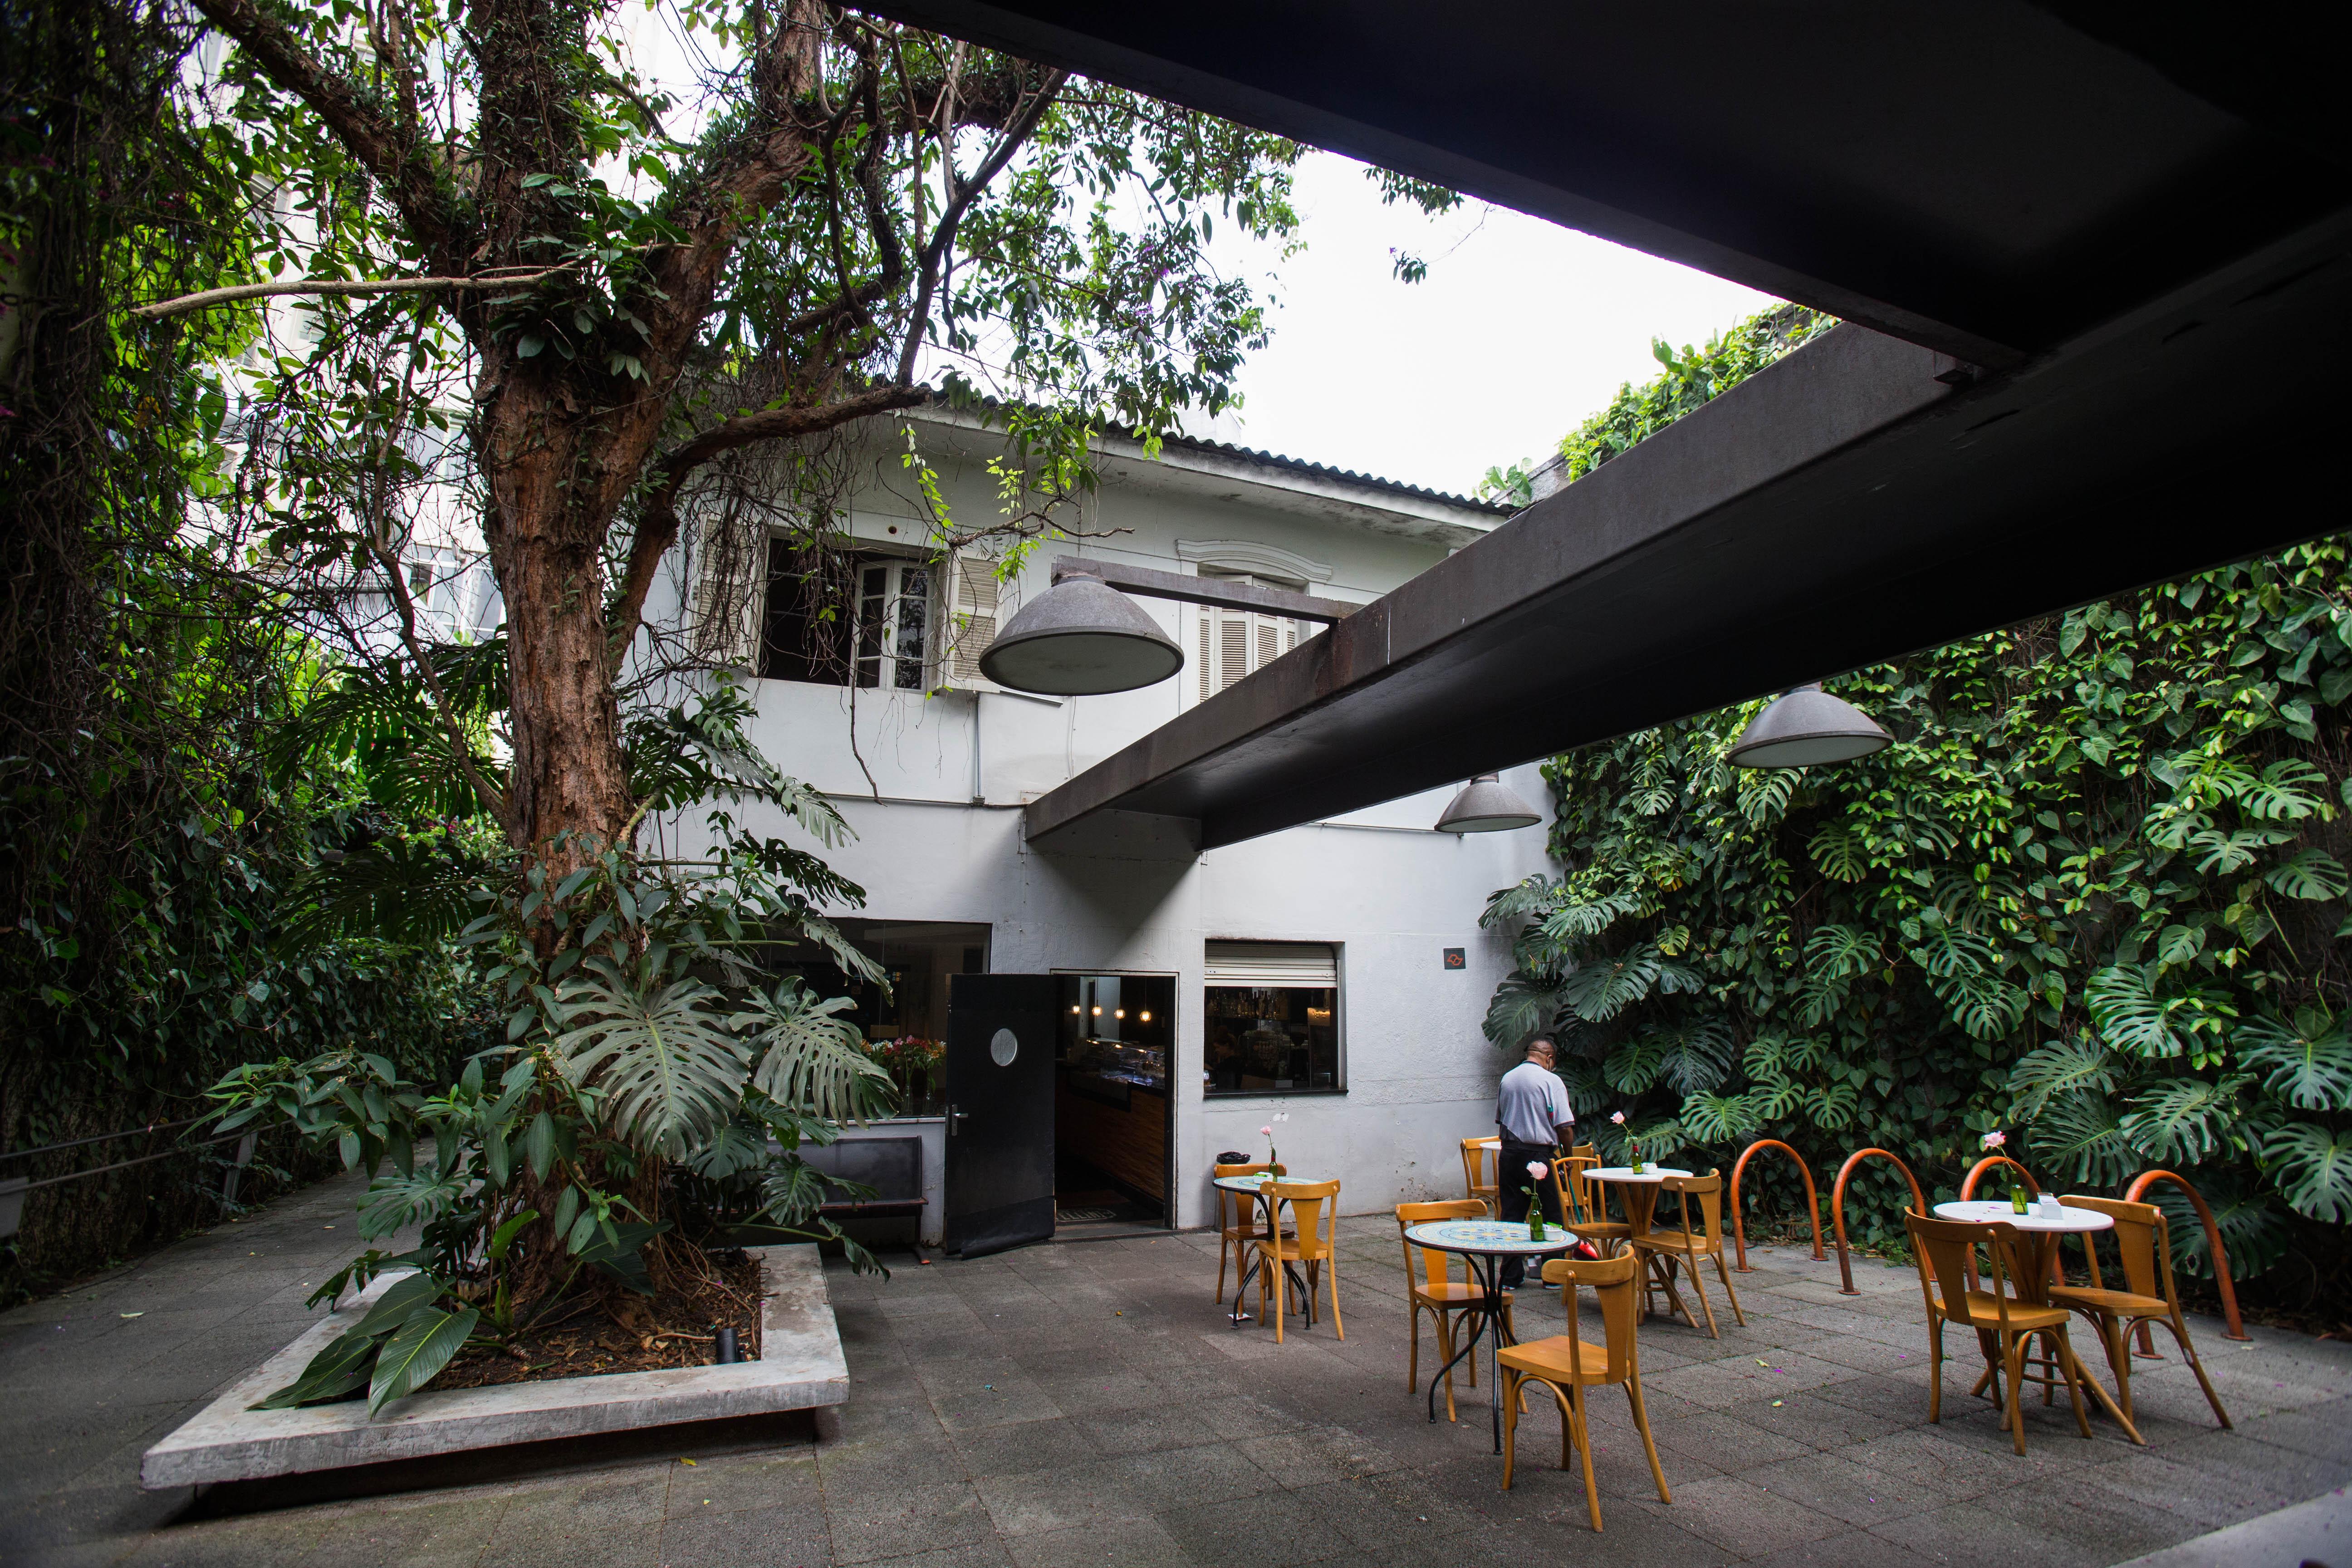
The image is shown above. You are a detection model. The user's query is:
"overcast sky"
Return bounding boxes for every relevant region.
[1193,152,1776,499]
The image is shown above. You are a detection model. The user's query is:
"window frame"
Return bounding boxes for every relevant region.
[1200,940,1346,1099]
[759,540,939,692]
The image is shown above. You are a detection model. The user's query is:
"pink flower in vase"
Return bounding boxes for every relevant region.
[1980,1130,2007,1150]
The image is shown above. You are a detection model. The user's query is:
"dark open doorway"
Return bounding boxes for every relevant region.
[1053,973,1176,1240]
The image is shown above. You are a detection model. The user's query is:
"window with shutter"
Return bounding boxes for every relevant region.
[760,542,935,689]
[691,511,765,669]
[1203,941,1341,1094]
[944,554,1000,688]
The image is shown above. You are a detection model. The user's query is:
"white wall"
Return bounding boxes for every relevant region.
[661,421,1552,1226]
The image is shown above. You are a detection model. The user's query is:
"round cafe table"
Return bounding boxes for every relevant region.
[1584,1167,1694,1321]
[1932,1199,2142,1443]
[1400,1218,1575,1453]
[1212,1173,1324,1328]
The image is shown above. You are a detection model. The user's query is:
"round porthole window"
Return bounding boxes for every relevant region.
[989,1028,1019,1067]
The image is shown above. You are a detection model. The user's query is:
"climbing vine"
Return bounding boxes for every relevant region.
[1482,306,2352,1308]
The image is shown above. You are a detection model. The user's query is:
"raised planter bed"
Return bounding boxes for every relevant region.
[141,1243,845,1490]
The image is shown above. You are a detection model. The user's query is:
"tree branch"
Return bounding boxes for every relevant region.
[131,268,566,321]
[605,384,931,657]
[191,0,462,258]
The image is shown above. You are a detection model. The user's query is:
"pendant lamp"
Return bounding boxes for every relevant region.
[1727,681,1891,769]
[1435,774,1542,833]
[975,568,1184,695]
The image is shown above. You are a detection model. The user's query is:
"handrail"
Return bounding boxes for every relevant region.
[0,1114,208,1163]
[1960,1154,2041,1200]
[2124,1168,2252,1344]
[1729,1139,1824,1272]
[1830,1148,1925,1297]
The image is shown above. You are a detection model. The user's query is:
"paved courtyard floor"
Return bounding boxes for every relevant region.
[4,1172,2348,1566]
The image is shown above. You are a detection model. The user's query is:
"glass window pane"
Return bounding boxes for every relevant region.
[1203,983,1339,1095]
[894,566,928,689]
[854,564,887,688]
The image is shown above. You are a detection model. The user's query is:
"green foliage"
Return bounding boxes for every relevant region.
[1485,539,2352,1269]
[1483,299,2352,1280]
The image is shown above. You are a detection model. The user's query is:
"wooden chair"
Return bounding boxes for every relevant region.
[1628,1171,1744,1337]
[1259,1180,1343,1343]
[1460,1137,1500,1217]
[2050,1195,2231,1430]
[1904,1209,2095,1455]
[1213,1162,1291,1304]
[1498,1252,1671,1531]
[1553,1152,1631,1254]
[1396,1200,1517,1421]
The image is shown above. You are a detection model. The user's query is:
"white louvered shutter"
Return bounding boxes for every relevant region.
[942,551,1001,689]
[689,509,763,669]
[1205,941,1338,987]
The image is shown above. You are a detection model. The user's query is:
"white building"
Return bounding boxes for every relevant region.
[666,408,1553,1249]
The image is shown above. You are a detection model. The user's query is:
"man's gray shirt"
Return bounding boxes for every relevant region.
[1495,1060,1573,1145]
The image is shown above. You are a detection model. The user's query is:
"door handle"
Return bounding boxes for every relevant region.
[949,1103,968,1136]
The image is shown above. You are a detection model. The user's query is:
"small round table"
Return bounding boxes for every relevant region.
[1401,1218,1575,1452]
[1213,1173,1323,1327]
[1932,1200,2141,1442]
[1584,1167,1694,1320]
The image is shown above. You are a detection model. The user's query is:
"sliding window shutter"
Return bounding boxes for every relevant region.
[1205,941,1338,988]
[941,551,1001,690]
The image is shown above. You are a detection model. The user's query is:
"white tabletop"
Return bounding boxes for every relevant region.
[1212,1173,1325,1193]
[1586,1166,1694,1185]
[1934,1200,2115,1234]
[1403,1219,1576,1256]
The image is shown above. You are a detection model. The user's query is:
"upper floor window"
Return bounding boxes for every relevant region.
[761,540,931,690]
[1195,569,1320,700]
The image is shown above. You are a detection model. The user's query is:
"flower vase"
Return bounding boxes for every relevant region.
[2009,1185,2029,1215]
[1528,1210,1545,1243]
[1630,1155,1646,1175]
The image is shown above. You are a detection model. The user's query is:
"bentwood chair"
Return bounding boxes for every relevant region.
[1396,1200,1517,1421]
[2050,1195,2231,1430]
[1499,1252,1672,1531]
[1628,1171,1744,1337]
[1553,1153,1632,1254]
[1259,1180,1344,1343]
[1460,1137,1500,1217]
[1904,1209,2095,1456]
[1213,1162,1291,1304]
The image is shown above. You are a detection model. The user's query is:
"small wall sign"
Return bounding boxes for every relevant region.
[1442,947,1465,970]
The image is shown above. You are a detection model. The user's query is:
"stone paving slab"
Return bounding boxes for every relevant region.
[2,1181,2348,1566]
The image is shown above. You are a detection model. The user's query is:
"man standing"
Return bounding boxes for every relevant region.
[1494,1036,1574,1288]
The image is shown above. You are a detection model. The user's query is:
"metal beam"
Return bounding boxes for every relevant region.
[1049,557,1358,624]
[1024,212,2352,851]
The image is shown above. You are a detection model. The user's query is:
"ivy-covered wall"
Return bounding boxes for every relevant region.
[1482,307,2352,1316]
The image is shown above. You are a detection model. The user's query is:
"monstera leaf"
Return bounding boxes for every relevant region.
[2119,1076,2248,1165]
[2007,1038,2119,1118]
[553,956,751,1158]
[740,978,893,1124]
[2264,1123,2352,1224]
[2237,1008,2352,1111]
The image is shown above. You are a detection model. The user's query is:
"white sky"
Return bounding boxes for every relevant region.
[1194,153,1776,498]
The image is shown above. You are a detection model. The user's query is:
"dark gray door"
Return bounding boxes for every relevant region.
[945,973,1057,1257]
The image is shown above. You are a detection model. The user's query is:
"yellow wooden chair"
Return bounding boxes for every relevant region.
[1259,1180,1343,1343]
[1553,1152,1632,1255]
[1460,1137,1500,1217]
[1213,1161,1291,1304]
[1628,1171,1745,1337]
[1498,1251,1672,1532]
[2050,1194,2231,1430]
[1396,1199,1517,1421]
[1904,1209,2095,1456]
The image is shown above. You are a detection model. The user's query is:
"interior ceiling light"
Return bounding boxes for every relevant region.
[1727,681,1892,769]
[1434,774,1542,833]
[976,568,1183,695]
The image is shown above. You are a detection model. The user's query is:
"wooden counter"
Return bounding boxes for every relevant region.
[1055,1071,1166,1202]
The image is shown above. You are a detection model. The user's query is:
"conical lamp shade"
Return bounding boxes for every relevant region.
[1435,774,1542,833]
[1728,682,1891,769]
[977,572,1184,695]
